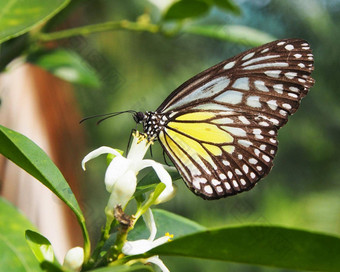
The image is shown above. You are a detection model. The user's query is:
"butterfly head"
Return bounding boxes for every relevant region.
[134,111,169,140]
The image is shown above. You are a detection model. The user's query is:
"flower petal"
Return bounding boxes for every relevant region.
[107,170,137,209]
[138,160,175,204]
[122,239,154,255]
[127,133,151,161]
[104,156,131,192]
[81,146,122,170]
[143,209,157,241]
[144,255,170,272]
[63,247,84,272]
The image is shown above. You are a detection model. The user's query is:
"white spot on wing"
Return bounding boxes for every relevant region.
[214,90,243,105]
[249,158,258,164]
[264,70,281,78]
[219,173,227,180]
[238,140,252,147]
[262,154,270,162]
[238,116,250,124]
[273,84,284,94]
[243,62,289,70]
[267,100,278,110]
[254,80,270,92]
[285,72,297,79]
[168,77,230,110]
[242,55,279,66]
[282,103,292,110]
[204,185,213,194]
[246,96,262,108]
[222,126,247,137]
[193,103,233,111]
[285,44,294,51]
[212,117,234,124]
[232,77,250,91]
[224,61,236,70]
[212,179,221,186]
[242,52,255,61]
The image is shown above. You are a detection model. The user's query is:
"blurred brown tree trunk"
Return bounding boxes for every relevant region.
[0,63,84,260]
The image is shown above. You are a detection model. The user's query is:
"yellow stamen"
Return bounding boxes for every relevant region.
[165,232,174,241]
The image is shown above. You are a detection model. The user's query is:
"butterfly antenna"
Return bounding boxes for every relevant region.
[80,110,138,125]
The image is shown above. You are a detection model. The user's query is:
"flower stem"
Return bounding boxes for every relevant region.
[35,20,160,42]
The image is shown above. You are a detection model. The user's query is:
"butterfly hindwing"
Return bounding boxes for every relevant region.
[143,39,314,199]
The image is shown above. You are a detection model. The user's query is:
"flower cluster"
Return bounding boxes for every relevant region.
[81,131,175,271]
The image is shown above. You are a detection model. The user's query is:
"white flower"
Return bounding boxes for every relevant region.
[122,209,172,272]
[82,132,175,209]
[63,247,84,272]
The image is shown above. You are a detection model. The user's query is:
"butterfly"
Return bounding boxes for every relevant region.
[134,39,314,200]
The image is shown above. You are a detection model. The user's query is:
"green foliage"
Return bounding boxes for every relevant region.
[0,0,70,43]
[183,25,276,46]
[163,0,211,20]
[163,0,240,20]
[1,1,339,271]
[0,198,43,272]
[0,125,90,260]
[90,265,153,272]
[0,125,83,225]
[129,209,206,241]
[25,231,57,266]
[27,49,101,87]
[149,226,340,271]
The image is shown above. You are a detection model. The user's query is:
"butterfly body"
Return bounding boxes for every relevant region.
[135,39,314,200]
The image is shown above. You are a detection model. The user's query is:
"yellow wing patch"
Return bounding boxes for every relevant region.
[166,129,212,163]
[175,111,216,121]
[202,143,222,156]
[167,122,233,144]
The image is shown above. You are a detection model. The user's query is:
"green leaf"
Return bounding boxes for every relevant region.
[164,0,210,20]
[183,25,276,46]
[0,0,70,44]
[149,225,340,271]
[27,49,101,87]
[213,0,241,15]
[25,230,56,265]
[0,197,43,271]
[91,265,153,272]
[129,209,205,241]
[0,125,90,259]
[135,166,181,197]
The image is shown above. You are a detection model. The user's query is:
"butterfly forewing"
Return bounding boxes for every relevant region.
[144,39,314,200]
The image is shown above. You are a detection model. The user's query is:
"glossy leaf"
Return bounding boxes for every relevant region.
[0,197,42,271]
[0,0,70,44]
[164,0,210,20]
[213,0,241,15]
[27,49,101,87]
[91,265,153,272]
[0,125,89,255]
[25,230,57,265]
[149,225,340,271]
[128,209,205,241]
[183,24,276,46]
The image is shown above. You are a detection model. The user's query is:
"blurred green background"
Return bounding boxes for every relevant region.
[40,0,340,271]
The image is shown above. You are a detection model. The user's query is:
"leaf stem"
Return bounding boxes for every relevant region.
[36,20,160,42]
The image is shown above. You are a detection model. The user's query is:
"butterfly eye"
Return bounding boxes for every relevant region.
[137,39,314,200]
[133,112,145,123]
